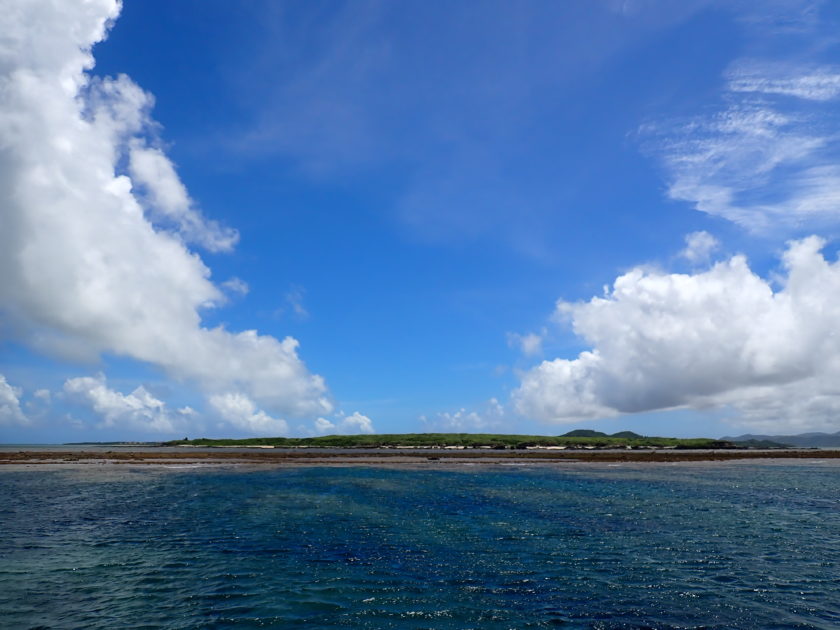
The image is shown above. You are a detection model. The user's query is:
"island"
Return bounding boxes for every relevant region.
[164,430,738,450]
[4,429,830,468]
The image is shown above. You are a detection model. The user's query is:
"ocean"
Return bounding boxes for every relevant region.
[2,462,839,628]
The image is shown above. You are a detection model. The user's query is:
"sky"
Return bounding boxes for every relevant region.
[3,0,840,442]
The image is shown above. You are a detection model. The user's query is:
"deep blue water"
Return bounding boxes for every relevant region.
[2,462,839,629]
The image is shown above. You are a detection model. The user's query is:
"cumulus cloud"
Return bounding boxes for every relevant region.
[514,237,840,431]
[340,411,375,434]
[209,392,289,435]
[0,374,29,425]
[313,417,336,434]
[648,62,840,232]
[64,373,185,433]
[312,411,375,435]
[0,1,331,425]
[679,231,720,263]
[422,398,506,432]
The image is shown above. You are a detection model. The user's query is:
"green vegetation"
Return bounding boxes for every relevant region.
[556,430,645,439]
[63,441,161,446]
[608,431,644,439]
[728,438,791,449]
[165,432,735,450]
[561,429,608,438]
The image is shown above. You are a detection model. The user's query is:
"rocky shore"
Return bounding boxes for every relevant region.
[2,447,839,468]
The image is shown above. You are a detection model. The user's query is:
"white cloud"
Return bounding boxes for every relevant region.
[0,374,29,425]
[507,331,544,357]
[33,388,51,403]
[649,63,840,232]
[221,277,249,296]
[679,230,720,263]
[313,417,336,434]
[728,65,840,101]
[128,143,238,253]
[64,373,181,433]
[514,237,840,432]
[423,398,507,432]
[312,411,375,435]
[339,411,375,434]
[209,392,289,435]
[0,1,331,424]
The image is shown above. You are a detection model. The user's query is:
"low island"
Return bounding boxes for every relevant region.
[164,429,739,450]
[4,430,836,468]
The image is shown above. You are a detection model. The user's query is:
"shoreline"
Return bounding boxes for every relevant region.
[2,448,840,470]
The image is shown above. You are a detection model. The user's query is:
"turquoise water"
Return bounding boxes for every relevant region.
[2,463,839,629]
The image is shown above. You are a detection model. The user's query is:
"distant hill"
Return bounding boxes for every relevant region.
[610,431,644,439]
[561,430,644,439]
[722,431,840,448]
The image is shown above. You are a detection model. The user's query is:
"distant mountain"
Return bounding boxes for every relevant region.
[610,431,644,439]
[722,431,840,448]
[561,429,646,439]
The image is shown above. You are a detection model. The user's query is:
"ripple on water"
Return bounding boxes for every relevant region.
[1,464,840,628]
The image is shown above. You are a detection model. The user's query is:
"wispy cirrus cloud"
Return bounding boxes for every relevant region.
[728,65,840,101]
[647,61,840,233]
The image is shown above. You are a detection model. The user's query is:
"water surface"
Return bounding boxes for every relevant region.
[2,462,839,628]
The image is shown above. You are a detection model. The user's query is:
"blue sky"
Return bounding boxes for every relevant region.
[3,0,840,441]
